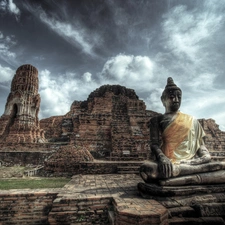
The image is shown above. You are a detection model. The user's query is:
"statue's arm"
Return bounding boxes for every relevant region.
[150,116,172,178]
[150,117,161,158]
[180,146,211,165]
[197,145,211,163]
[180,123,211,165]
[187,142,211,165]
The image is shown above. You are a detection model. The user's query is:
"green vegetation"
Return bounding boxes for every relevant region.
[0,177,70,190]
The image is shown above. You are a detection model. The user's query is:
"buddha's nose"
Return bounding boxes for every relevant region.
[173,96,179,102]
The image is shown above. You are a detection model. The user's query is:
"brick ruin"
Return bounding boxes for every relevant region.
[2,174,225,225]
[40,84,225,162]
[0,64,45,143]
[1,65,225,225]
[0,64,225,163]
[40,85,160,161]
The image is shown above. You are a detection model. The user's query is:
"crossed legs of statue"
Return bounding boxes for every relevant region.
[140,161,225,186]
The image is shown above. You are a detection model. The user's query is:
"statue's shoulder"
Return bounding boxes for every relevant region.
[179,111,196,121]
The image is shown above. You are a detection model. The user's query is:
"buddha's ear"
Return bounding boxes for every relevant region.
[161,96,165,106]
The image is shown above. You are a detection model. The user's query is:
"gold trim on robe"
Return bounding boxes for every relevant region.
[161,112,205,163]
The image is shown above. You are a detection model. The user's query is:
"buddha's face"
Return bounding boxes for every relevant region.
[162,89,182,113]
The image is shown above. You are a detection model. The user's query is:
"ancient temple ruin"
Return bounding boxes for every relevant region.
[0,64,225,159]
[41,85,159,160]
[0,64,45,143]
[1,65,225,225]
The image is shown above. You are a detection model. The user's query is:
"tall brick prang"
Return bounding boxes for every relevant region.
[0,64,45,143]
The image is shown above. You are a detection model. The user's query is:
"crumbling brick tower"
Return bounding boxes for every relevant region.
[0,64,45,143]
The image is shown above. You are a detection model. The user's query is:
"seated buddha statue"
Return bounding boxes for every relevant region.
[139,77,225,187]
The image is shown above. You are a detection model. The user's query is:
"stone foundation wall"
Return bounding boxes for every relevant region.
[0,190,58,225]
[199,119,225,152]
[0,151,53,166]
[49,197,111,225]
[0,191,112,225]
[43,161,142,176]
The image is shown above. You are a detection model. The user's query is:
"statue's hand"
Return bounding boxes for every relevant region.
[158,154,173,178]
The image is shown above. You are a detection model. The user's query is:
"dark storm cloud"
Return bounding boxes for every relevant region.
[0,0,225,130]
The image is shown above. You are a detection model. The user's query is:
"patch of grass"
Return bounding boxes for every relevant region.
[0,177,71,190]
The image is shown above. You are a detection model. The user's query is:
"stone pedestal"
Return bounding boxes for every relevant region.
[138,181,225,224]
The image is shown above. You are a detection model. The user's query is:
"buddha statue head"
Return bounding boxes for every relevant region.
[161,77,182,113]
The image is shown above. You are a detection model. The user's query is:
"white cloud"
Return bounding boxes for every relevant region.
[8,0,20,16]
[83,72,92,82]
[0,32,17,64]
[96,54,225,130]
[0,64,14,82]
[0,43,16,58]
[162,4,224,62]
[0,0,7,11]
[151,1,225,130]
[0,0,20,20]
[39,11,101,56]
[146,88,164,114]
[34,52,225,132]
[38,55,156,118]
[100,54,154,92]
[181,90,225,132]
[187,73,217,91]
[39,69,99,118]
[39,69,73,117]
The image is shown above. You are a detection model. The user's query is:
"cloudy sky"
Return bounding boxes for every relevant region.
[0,0,225,130]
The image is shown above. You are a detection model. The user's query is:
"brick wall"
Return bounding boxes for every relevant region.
[49,197,111,225]
[43,161,142,176]
[0,151,53,166]
[0,191,112,225]
[0,190,58,225]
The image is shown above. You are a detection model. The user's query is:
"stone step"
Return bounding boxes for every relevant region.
[106,156,144,161]
[117,170,139,174]
[118,158,144,161]
[0,218,48,225]
[1,221,48,225]
[117,166,140,173]
[168,216,225,225]
[112,197,168,225]
[117,166,140,169]
[108,210,115,225]
[168,206,197,218]
[211,156,225,161]
[193,203,225,217]
[210,151,225,156]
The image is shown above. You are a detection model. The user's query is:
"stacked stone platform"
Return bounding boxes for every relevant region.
[1,174,225,224]
[138,183,225,225]
[0,189,59,225]
[49,174,167,225]
[0,175,168,225]
[44,160,143,175]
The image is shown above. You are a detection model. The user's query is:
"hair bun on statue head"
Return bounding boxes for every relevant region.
[161,77,181,101]
[165,77,178,89]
